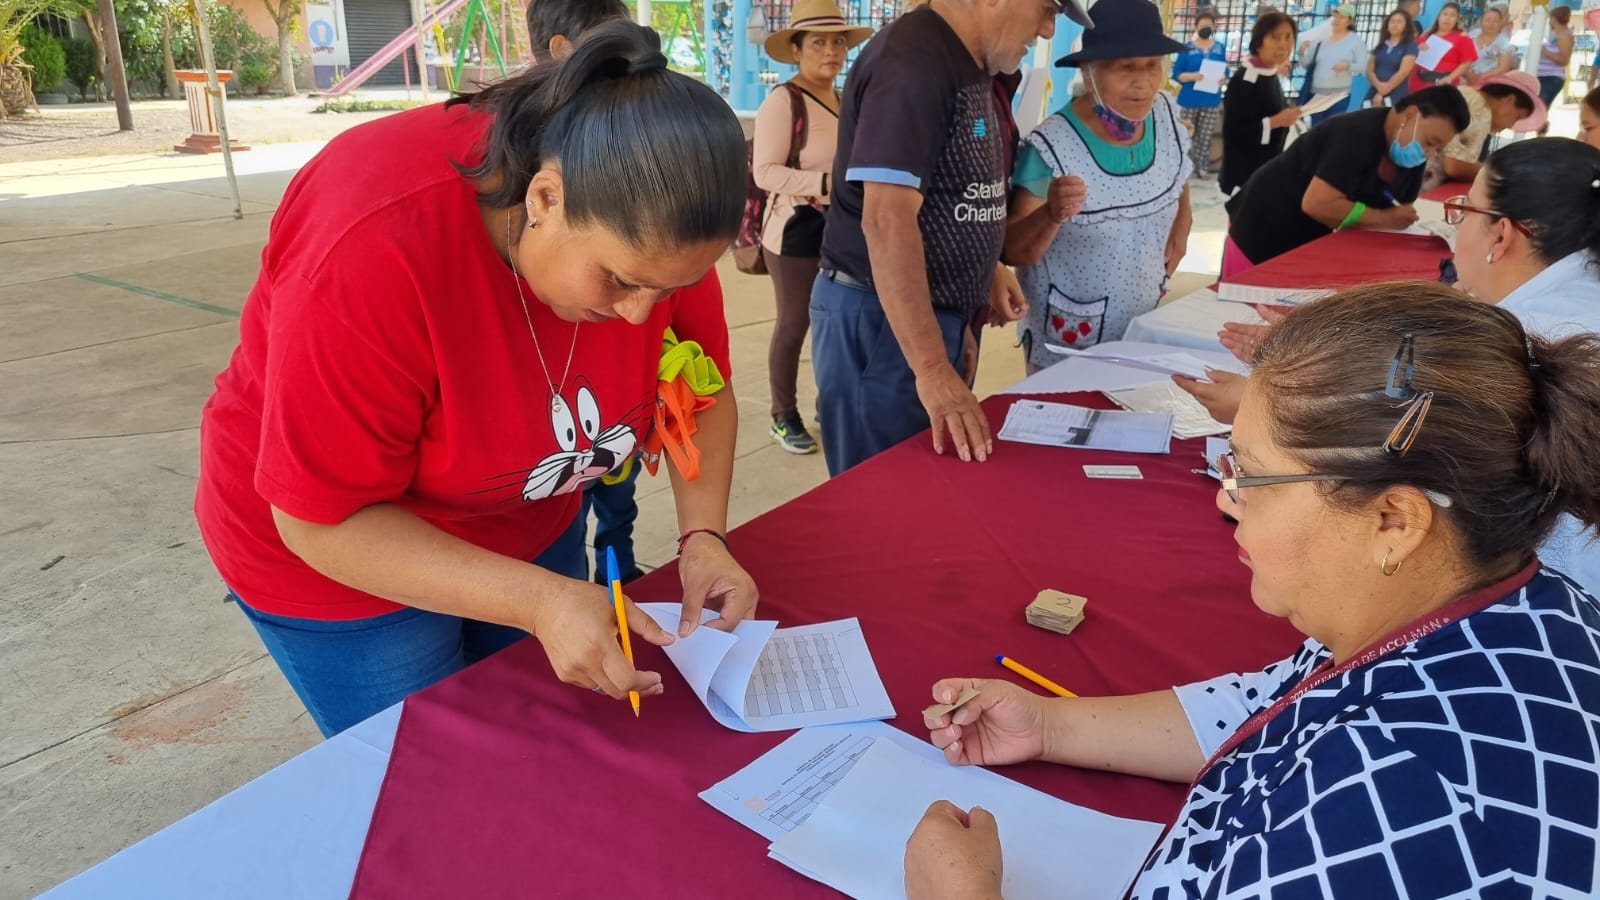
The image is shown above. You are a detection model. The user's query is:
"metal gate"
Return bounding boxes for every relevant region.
[343,0,415,86]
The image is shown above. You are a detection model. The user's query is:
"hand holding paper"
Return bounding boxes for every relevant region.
[924,678,1049,767]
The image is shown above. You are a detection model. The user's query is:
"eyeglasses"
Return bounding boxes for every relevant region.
[1216,449,1455,508]
[1215,450,1343,505]
[1442,196,1534,238]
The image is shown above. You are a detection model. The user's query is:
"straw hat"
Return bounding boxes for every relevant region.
[764,0,874,64]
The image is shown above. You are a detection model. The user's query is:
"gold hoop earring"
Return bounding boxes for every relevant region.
[1381,549,1402,576]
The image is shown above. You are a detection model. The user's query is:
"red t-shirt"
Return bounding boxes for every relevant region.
[1409,31,1478,93]
[195,103,732,620]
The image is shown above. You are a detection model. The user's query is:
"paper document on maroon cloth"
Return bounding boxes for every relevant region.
[633,603,896,732]
[1217,229,1452,305]
[703,722,1162,900]
[348,394,1302,899]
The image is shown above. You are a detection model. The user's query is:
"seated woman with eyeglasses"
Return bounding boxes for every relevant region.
[904,284,1600,900]
[1181,137,1600,595]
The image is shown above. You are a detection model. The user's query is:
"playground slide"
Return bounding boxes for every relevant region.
[322,0,472,97]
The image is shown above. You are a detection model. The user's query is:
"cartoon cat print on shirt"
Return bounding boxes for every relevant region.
[473,378,649,503]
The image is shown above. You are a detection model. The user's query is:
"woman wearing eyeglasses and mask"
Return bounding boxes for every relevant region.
[906,285,1600,900]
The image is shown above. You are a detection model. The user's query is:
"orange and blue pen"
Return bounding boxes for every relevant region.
[607,547,640,717]
[996,655,1077,698]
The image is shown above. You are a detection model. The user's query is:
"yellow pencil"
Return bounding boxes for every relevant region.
[606,548,640,717]
[995,655,1077,698]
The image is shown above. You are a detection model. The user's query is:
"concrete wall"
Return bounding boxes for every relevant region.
[222,0,314,89]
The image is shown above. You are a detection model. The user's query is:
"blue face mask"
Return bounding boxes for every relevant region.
[1389,115,1427,168]
[1090,74,1142,141]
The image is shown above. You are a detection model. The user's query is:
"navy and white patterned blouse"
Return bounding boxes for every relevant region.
[1134,567,1600,899]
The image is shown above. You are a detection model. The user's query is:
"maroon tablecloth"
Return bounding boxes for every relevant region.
[1421,180,1471,203]
[349,394,1301,898]
[1228,228,1451,293]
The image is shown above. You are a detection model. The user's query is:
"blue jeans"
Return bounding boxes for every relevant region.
[1538,75,1565,108]
[809,272,968,476]
[532,461,641,580]
[234,539,590,737]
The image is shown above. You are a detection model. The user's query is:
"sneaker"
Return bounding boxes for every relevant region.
[771,415,819,455]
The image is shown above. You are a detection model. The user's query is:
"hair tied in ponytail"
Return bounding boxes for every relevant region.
[627,51,669,75]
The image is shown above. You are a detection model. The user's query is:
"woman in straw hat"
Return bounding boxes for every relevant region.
[753,0,871,455]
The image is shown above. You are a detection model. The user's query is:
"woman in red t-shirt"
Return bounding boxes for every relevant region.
[194,22,758,736]
[1409,2,1478,92]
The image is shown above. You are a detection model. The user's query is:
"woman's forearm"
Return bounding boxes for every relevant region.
[1003,201,1064,267]
[272,502,566,629]
[1041,690,1206,783]
[666,382,738,535]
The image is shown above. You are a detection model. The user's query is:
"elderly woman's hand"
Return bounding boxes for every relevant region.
[987,263,1028,326]
[1172,369,1246,424]
[1047,174,1088,223]
[904,801,1004,900]
[1220,321,1272,364]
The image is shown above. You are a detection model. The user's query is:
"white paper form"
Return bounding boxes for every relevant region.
[998,400,1173,454]
[1414,36,1450,71]
[637,604,895,732]
[766,735,1163,900]
[1104,381,1233,440]
[699,721,939,841]
[1196,58,1228,93]
[1044,344,1216,381]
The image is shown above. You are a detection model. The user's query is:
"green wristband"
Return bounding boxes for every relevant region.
[1338,201,1367,231]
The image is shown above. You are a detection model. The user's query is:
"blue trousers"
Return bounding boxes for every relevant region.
[236,600,531,739]
[532,462,642,581]
[809,273,969,476]
[234,510,595,737]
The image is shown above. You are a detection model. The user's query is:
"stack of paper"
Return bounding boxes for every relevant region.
[1025,590,1087,635]
[1044,345,1216,381]
[637,604,895,732]
[702,722,1162,900]
[997,400,1173,454]
[1214,282,1333,306]
[1103,381,1232,440]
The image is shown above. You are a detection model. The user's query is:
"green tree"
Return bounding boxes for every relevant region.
[258,0,297,95]
[19,22,64,91]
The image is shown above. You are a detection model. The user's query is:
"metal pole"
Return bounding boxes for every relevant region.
[637,0,652,26]
[411,0,431,101]
[191,0,244,219]
[1522,5,1546,77]
[96,0,134,131]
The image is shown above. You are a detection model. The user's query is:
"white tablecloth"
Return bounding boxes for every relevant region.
[1122,288,1265,354]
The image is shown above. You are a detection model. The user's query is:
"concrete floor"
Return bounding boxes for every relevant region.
[0,134,1230,897]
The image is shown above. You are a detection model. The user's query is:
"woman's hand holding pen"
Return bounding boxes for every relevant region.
[527,578,673,699]
[922,678,1053,767]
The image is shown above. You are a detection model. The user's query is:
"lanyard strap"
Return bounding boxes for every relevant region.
[1126,559,1539,899]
